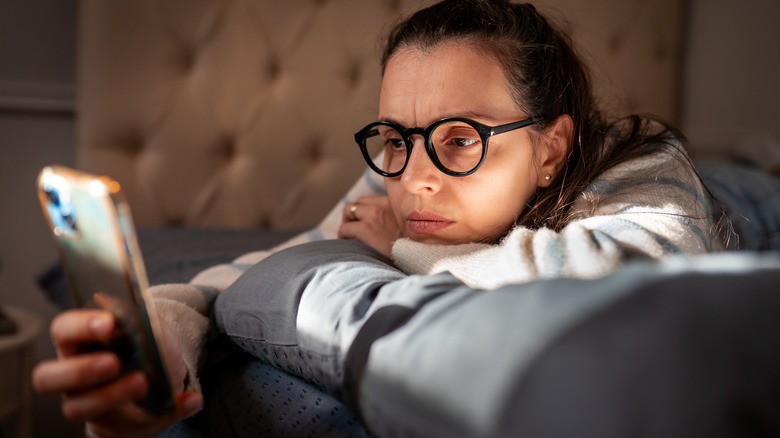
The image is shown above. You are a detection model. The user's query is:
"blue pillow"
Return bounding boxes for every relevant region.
[698,163,780,251]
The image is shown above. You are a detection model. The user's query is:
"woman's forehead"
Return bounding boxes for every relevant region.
[379,44,522,125]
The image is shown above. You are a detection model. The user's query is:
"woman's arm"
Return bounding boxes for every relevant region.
[32,168,386,436]
[392,142,720,289]
[152,167,388,393]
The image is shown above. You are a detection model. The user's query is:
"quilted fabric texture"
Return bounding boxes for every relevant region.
[77,0,683,229]
[159,354,370,438]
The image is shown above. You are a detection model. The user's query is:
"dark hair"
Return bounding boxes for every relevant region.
[381,0,710,234]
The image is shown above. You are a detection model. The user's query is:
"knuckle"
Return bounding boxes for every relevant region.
[30,366,47,392]
[49,314,67,341]
[61,402,83,422]
[74,360,96,384]
[365,206,379,219]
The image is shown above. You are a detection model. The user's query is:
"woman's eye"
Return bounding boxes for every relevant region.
[449,137,479,147]
[436,125,481,149]
[385,138,406,149]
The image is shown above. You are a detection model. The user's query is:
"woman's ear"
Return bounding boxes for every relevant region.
[537,114,574,187]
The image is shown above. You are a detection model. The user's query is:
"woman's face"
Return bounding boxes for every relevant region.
[381,43,546,245]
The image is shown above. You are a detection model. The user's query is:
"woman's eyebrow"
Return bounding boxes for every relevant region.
[444,110,510,122]
[378,111,505,128]
[378,117,405,126]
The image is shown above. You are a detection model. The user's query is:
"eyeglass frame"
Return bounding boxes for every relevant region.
[354,116,539,177]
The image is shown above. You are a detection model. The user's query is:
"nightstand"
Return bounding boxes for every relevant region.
[0,306,42,438]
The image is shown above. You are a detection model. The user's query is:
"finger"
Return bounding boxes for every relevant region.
[343,196,387,222]
[51,310,115,356]
[338,211,375,237]
[354,195,391,208]
[342,202,352,223]
[337,220,394,257]
[337,219,358,240]
[61,372,149,422]
[86,390,203,438]
[339,204,383,238]
[343,201,360,222]
[175,390,204,418]
[32,351,121,394]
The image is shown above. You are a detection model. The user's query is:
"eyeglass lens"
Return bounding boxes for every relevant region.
[363,121,484,174]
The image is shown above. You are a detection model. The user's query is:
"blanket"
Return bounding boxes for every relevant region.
[213,239,780,438]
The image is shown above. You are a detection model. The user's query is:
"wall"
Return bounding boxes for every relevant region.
[0,0,83,436]
[681,0,780,160]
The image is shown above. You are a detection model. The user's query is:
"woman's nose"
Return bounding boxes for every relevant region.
[400,136,442,194]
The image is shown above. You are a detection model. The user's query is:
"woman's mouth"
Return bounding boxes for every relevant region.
[406,211,454,235]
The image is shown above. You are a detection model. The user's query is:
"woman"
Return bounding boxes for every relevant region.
[32,1,721,436]
[335,0,718,288]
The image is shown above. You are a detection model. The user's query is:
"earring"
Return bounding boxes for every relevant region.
[544,174,552,181]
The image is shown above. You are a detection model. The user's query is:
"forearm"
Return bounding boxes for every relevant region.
[392,145,719,289]
[213,239,413,397]
[149,250,275,391]
[392,208,712,290]
[148,228,336,389]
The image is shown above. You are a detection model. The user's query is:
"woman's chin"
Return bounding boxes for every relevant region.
[402,227,507,246]
[404,232,470,246]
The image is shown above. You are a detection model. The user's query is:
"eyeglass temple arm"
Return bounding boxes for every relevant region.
[489,117,539,136]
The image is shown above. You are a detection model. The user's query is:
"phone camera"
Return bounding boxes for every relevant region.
[45,187,60,207]
[44,186,78,236]
[63,212,78,232]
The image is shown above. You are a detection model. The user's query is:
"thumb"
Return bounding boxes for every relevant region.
[174,391,203,419]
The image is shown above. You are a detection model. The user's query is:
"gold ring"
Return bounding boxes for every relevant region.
[348,202,359,221]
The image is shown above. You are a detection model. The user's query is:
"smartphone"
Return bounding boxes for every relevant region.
[37,165,175,415]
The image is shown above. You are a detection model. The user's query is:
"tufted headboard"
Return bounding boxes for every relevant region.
[77,0,684,229]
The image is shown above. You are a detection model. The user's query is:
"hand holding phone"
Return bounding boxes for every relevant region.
[34,308,202,436]
[36,165,175,415]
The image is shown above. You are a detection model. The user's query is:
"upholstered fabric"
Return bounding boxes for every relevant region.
[77,0,684,229]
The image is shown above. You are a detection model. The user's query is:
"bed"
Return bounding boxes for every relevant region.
[42,0,780,436]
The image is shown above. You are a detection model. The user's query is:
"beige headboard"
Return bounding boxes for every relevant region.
[77,0,683,229]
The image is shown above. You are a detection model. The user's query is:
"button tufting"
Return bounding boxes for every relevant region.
[385,0,401,13]
[304,140,323,168]
[345,62,361,90]
[79,0,684,229]
[607,33,623,54]
[121,133,146,155]
[653,41,668,62]
[178,49,196,73]
[266,58,281,82]
[215,136,236,163]
[166,217,185,227]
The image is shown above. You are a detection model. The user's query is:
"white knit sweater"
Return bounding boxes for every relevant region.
[151,124,720,392]
[392,139,719,289]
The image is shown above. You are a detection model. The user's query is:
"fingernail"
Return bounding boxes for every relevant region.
[182,395,202,414]
[92,355,116,374]
[89,317,112,337]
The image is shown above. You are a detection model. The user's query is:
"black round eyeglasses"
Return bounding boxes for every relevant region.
[354,117,538,177]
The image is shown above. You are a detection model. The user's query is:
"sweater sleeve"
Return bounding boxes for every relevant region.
[392,141,721,290]
[149,167,387,393]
